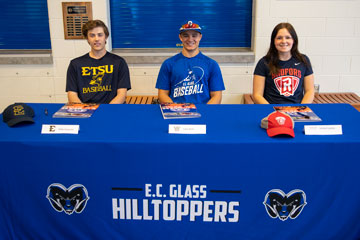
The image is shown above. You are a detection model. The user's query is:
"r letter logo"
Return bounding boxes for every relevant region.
[274,76,299,97]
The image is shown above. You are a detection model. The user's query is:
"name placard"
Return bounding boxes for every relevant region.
[304,125,342,135]
[169,124,206,134]
[41,124,80,134]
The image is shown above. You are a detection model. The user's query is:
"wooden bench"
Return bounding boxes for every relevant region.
[125,95,158,104]
[243,92,360,111]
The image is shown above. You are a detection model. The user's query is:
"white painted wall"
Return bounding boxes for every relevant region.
[0,0,359,111]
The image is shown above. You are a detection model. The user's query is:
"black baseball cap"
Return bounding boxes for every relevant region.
[2,103,35,127]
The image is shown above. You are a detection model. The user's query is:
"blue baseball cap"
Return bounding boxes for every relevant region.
[179,20,202,34]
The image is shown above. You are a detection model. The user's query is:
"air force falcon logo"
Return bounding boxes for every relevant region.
[263,189,306,221]
[46,183,90,215]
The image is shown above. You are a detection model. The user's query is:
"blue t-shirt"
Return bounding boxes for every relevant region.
[156,52,225,104]
[254,55,313,104]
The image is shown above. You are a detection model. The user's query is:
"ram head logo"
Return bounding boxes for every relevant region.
[46,183,90,215]
[264,189,306,221]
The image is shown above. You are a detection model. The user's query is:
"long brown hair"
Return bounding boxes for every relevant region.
[265,23,309,75]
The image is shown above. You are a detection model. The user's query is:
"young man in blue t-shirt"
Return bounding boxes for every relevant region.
[156,20,225,104]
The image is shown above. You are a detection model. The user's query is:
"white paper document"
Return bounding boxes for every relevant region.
[168,124,206,134]
[304,125,342,135]
[41,124,80,134]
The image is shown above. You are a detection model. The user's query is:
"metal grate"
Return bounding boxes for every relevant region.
[110,0,253,48]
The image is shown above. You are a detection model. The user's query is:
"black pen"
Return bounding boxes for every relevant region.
[297,112,310,119]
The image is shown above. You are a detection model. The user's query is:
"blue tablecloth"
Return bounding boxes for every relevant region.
[0,103,359,239]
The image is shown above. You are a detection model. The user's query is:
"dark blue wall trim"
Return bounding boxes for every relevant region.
[110,0,253,48]
[1,1,51,50]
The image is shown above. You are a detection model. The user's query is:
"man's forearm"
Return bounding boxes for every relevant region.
[207,91,222,104]
[67,91,82,103]
[110,88,127,104]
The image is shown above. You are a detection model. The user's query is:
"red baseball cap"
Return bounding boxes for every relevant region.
[179,20,202,34]
[261,111,295,137]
